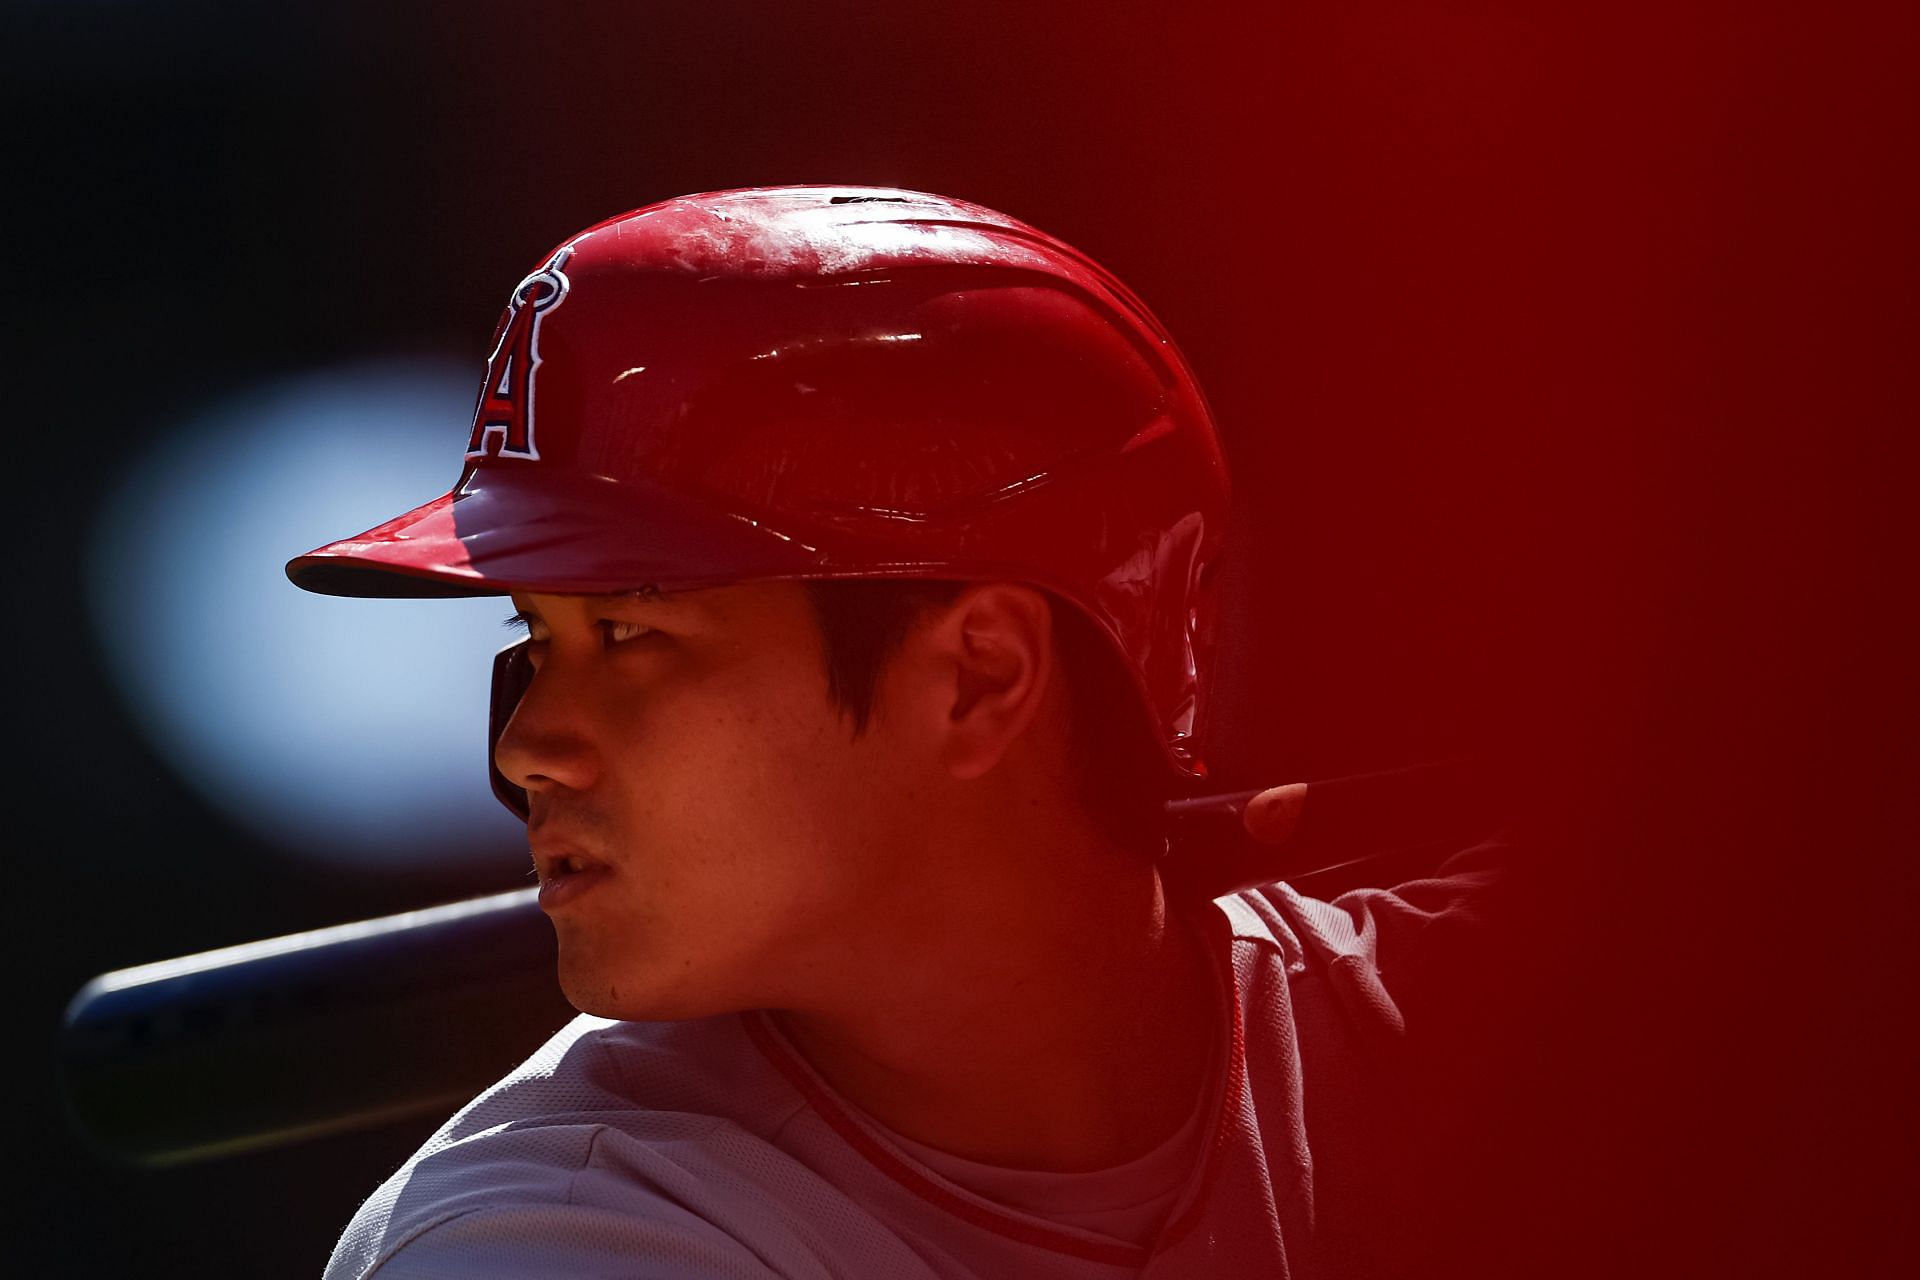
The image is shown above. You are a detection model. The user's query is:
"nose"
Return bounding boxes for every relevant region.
[493,654,600,801]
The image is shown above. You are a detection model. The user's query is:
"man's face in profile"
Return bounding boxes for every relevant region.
[497,580,932,1024]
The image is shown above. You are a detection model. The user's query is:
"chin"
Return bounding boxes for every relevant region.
[559,965,645,1021]
[558,957,726,1024]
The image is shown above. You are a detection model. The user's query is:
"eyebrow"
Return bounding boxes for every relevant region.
[587,589,699,611]
[508,590,704,620]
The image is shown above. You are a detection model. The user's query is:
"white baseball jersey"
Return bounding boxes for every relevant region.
[325,840,1508,1278]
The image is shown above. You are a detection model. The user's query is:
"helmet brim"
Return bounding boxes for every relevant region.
[285,470,825,599]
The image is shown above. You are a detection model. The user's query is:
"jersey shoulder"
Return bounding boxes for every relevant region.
[323,1013,817,1279]
[1225,833,1517,1042]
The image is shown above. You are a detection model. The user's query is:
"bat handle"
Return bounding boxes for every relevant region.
[1158,759,1500,901]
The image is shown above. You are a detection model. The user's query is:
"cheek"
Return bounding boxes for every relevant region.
[602,670,888,886]
[706,692,879,852]
[562,655,919,1014]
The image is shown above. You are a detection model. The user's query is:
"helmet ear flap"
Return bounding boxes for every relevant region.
[488,640,534,822]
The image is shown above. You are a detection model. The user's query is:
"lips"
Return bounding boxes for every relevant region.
[531,839,611,911]
[534,842,597,876]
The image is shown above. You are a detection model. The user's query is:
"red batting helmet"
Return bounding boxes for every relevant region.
[287,185,1232,818]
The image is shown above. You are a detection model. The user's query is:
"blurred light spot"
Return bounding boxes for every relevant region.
[86,359,528,870]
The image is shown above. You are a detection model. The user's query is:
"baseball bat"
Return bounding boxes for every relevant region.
[59,759,1498,1167]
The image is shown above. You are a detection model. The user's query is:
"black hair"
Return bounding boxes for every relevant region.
[799,578,1170,862]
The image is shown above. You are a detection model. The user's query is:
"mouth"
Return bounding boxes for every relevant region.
[544,852,596,878]
[533,844,611,911]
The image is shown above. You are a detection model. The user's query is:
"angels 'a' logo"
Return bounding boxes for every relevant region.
[465,246,574,461]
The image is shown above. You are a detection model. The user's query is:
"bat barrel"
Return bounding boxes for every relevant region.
[59,888,572,1166]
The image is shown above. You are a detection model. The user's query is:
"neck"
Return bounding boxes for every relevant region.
[769,810,1222,1172]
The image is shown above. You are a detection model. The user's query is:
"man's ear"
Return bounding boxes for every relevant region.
[916,584,1058,782]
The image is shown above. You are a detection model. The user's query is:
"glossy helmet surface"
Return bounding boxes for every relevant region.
[287,185,1232,816]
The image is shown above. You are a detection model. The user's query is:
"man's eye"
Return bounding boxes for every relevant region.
[502,610,548,641]
[603,620,658,644]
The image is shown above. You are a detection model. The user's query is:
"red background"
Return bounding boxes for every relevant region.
[10,2,1912,1274]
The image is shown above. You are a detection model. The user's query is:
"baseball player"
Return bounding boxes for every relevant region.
[289,186,1508,1278]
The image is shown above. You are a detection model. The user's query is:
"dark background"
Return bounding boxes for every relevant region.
[10,2,1913,1275]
